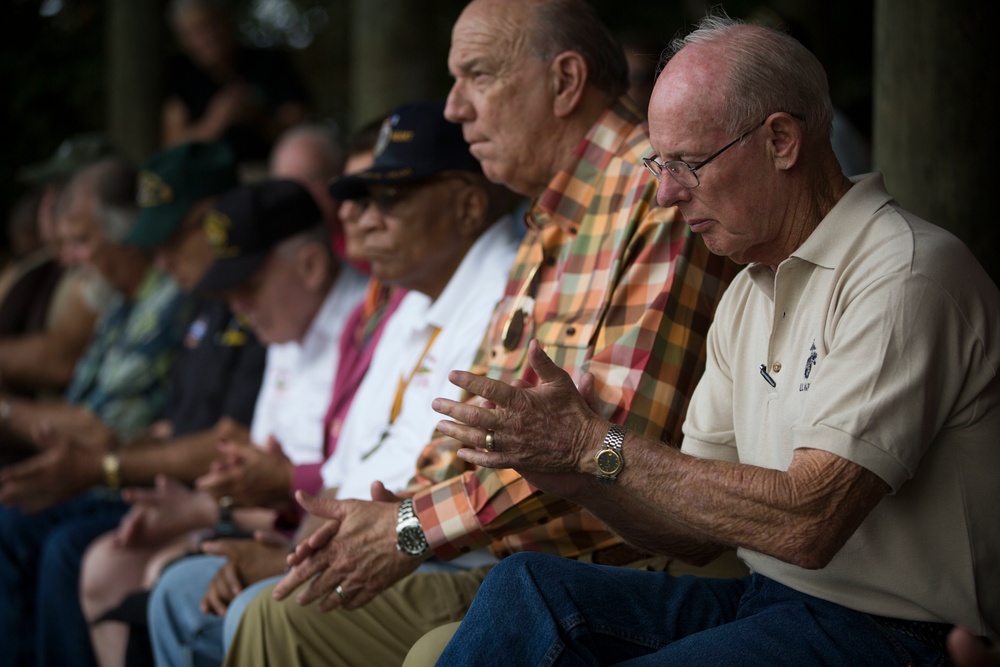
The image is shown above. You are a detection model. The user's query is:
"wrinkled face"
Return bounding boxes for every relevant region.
[226,250,312,345]
[444,1,556,197]
[155,201,215,291]
[648,46,776,266]
[56,189,114,278]
[350,175,474,297]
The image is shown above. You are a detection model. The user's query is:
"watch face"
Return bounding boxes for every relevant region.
[596,449,623,476]
[398,526,427,555]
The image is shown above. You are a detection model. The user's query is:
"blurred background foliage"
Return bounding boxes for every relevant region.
[1,0,873,255]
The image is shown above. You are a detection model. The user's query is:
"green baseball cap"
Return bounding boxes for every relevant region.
[127,141,239,249]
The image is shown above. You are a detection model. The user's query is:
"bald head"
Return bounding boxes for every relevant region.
[657,15,833,141]
[446,0,628,196]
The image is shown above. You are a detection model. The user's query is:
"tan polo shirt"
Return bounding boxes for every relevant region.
[682,173,1000,640]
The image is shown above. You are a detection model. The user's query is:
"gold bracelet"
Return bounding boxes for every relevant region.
[102,451,121,489]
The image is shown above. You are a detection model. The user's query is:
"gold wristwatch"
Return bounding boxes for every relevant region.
[594,424,626,482]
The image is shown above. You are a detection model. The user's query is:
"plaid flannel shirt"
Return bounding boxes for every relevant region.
[411,98,740,561]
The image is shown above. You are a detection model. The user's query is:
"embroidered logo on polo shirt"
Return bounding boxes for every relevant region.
[800,340,819,392]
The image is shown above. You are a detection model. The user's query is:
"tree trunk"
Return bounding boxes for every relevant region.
[107,0,165,163]
[349,0,439,130]
[874,0,1000,284]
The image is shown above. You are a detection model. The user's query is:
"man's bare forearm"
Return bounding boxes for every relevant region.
[119,419,250,487]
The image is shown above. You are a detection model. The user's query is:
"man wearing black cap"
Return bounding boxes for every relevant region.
[147,100,520,667]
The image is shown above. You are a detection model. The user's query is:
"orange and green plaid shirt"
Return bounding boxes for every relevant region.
[411,98,739,561]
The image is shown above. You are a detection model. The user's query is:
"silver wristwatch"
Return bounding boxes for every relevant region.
[396,498,430,557]
[594,424,626,482]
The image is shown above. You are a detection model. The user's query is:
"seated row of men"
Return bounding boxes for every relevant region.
[1,0,997,666]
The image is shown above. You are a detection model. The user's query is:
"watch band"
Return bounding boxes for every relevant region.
[595,423,626,482]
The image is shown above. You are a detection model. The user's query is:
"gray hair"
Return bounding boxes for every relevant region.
[59,156,138,244]
[525,0,629,98]
[660,13,833,141]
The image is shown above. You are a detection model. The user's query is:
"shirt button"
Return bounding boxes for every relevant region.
[772,362,782,373]
[567,327,576,336]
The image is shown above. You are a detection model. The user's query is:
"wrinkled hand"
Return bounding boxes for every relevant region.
[274,482,422,611]
[115,475,217,548]
[0,429,102,511]
[200,530,291,616]
[433,340,607,478]
[196,436,293,508]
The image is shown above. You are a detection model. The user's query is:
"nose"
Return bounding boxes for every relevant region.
[655,175,691,209]
[444,81,472,124]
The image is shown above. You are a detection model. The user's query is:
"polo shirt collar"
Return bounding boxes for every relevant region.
[791,172,893,270]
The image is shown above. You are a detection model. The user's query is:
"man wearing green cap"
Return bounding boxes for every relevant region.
[0,153,194,667]
[0,142,269,667]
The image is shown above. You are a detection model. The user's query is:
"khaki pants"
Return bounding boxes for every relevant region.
[227,551,747,667]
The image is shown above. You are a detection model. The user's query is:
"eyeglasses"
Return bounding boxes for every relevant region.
[643,118,767,189]
[361,172,477,215]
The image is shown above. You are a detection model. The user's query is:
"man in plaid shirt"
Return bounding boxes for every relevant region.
[224,1,740,664]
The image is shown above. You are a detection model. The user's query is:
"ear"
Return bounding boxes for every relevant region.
[454,183,489,238]
[766,113,803,171]
[296,243,329,292]
[550,51,587,118]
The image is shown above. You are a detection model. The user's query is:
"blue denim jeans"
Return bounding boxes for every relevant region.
[149,554,276,667]
[0,490,128,667]
[437,552,952,667]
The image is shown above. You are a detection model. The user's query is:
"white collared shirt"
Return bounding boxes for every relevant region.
[250,263,367,464]
[322,217,519,498]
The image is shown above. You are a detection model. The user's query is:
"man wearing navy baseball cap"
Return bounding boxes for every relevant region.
[149,101,521,667]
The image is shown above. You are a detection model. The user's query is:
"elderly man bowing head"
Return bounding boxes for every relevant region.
[435,12,1000,666]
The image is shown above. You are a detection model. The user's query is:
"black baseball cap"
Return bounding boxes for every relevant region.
[195,179,323,293]
[329,100,481,201]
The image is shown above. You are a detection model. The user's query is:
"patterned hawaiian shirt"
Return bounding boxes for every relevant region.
[65,268,191,441]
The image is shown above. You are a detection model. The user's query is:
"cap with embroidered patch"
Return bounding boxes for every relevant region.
[329,100,481,200]
[195,179,323,294]
[127,142,239,249]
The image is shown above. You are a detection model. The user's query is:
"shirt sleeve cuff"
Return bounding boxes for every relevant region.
[413,475,492,561]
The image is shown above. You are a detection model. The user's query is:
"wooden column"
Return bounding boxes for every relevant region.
[874,0,1000,284]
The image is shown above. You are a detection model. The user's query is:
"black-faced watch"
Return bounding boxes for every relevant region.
[396,498,430,557]
[594,424,626,482]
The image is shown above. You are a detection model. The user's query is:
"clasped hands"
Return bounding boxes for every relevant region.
[432,340,609,491]
[272,482,422,613]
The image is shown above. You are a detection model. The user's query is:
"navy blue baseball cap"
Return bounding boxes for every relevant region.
[195,179,323,293]
[329,100,481,200]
